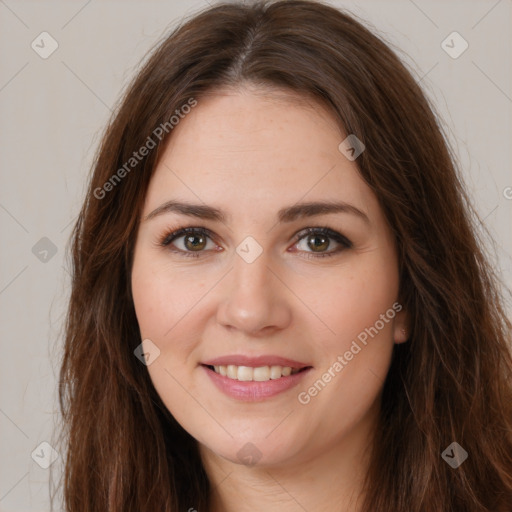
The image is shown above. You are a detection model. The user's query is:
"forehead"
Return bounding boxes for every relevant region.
[144,87,376,220]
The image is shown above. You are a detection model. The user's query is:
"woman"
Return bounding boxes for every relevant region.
[56,1,512,510]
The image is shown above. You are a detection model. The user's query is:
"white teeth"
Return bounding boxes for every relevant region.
[237,366,253,381]
[270,365,283,379]
[253,366,270,381]
[281,366,292,377]
[227,365,238,379]
[211,364,301,381]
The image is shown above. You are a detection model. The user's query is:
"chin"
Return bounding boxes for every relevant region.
[203,431,306,468]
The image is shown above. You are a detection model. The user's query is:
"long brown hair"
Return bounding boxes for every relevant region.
[55,1,512,510]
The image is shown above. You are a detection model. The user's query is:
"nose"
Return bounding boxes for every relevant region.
[216,248,292,336]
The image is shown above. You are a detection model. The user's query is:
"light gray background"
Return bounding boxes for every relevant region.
[0,0,511,510]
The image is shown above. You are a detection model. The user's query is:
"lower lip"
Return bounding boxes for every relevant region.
[202,365,312,401]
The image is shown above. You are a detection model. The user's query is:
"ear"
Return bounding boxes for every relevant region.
[393,308,411,344]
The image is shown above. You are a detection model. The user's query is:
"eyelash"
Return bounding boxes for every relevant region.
[158,226,353,259]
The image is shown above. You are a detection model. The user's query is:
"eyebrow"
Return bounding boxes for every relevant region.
[144,199,370,224]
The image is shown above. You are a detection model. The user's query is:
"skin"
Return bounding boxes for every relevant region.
[131,85,409,512]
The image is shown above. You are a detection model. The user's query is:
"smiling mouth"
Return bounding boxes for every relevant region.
[202,364,312,382]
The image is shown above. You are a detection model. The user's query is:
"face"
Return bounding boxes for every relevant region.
[131,86,408,468]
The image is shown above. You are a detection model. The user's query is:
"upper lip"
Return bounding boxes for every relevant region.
[202,355,311,369]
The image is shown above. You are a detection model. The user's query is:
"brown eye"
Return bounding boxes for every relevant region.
[307,234,330,252]
[183,233,207,251]
[160,227,217,258]
[292,227,352,259]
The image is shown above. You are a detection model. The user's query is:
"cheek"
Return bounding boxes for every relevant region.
[130,254,215,385]
[131,258,201,408]
[131,267,168,339]
[293,265,398,435]
[297,250,399,404]
[298,252,399,345]
[131,253,203,339]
